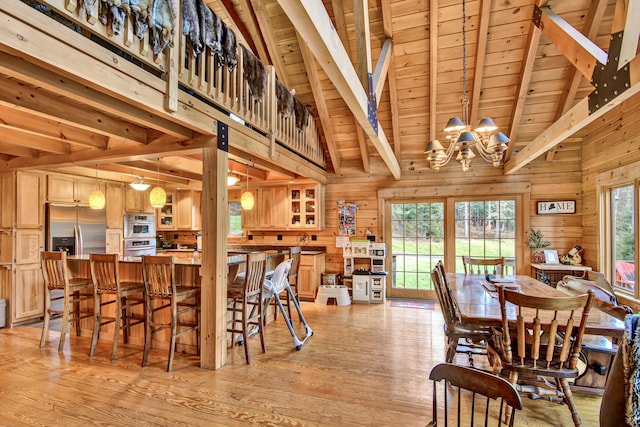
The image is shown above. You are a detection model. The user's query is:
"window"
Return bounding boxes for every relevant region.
[454,200,516,273]
[391,202,444,292]
[229,201,243,237]
[609,185,636,293]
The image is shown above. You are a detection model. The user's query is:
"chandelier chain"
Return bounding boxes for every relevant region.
[461,0,469,125]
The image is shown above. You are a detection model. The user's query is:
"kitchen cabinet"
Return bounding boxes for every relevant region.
[106,229,123,255]
[257,187,288,229]
[175,190,195,229]
[192,191,202,230]
[298,253,325,300]
[125,186,153,213]
[13,262,44,323]
[105,183,124,229]
[16,171,44,229]
[289,185,323,229]
[241,189,258,229]
[15,229,43,264]
[157,191,175,229]
[0,173,14,228]
[48,174,99,204]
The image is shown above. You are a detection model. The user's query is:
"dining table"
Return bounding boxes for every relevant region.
[447,272,625,338]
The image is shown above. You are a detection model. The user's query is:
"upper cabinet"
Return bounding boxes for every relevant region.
[105,182,124,229]
[157,191,175,229]
[16,171,44,229]
[124,186,154,213]
[243,184,324,231]
[156,190,201,231]
[48,174,100,205]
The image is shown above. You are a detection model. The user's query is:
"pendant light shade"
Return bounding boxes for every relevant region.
[241,163,254,210]
[149,158,166,208]
[130,176,150,191]
[89,164,105,209]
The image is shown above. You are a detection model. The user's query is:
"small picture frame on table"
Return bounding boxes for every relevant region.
[544,249,559,264]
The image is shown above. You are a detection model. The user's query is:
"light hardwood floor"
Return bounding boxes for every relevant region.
[0,301,602,426]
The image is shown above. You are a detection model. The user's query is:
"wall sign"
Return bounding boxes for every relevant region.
[537,200,576,215]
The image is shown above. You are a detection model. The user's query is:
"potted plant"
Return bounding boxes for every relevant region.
[528,228,550,263]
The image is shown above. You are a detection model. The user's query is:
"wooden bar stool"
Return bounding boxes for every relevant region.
[141,255,200,372]
[227,251,267,364]
[40,251,94,351]
[89,253,146,360]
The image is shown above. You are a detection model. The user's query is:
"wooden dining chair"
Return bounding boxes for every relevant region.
[427,362,523,427]
[141,255,200,372]
[431,261,492,366]
[89,253,147,360]
[40,251,94,351]
[227,251,267,364]
[463,256,504,275]
[491,285,595,427]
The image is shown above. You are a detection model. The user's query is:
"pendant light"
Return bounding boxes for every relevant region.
[240,163,254,210]
[130,176,150,191]
[88,163,106,210]
[149,158,167,208]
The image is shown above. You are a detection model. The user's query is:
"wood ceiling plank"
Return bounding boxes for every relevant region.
[248,0,290,87]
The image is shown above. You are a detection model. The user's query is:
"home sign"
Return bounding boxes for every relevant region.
[537,200,576,215]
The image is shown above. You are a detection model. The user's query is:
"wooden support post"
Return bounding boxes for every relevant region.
[200,143,228,370]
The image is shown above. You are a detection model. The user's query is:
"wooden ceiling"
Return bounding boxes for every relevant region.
[1,0,638,186]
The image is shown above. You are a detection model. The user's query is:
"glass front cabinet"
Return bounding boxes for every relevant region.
[290,186,321,229]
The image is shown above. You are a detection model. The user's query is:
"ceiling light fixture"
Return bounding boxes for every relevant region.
[241,163,254,210]
[227,174,240,186]
[149,158,167,208]
[424,0,509,172]
[88,163,105,210]
[130,176,150,191]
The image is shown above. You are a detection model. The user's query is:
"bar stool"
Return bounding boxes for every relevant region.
[141,255,200,371]
[227,251,267,364]
[89,253,146,360]
[40,251,94,351]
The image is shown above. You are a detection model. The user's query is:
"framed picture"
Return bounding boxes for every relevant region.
[537,200,576,215]
[544,249,559,264]
[338,203,358,236]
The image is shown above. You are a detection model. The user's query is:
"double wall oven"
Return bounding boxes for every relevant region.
[123,214,156,257]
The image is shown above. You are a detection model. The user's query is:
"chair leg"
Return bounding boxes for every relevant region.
[167,299,178,372]
[111,296,123,361]
[241,299,251,364]
[559,378,583,427]
[445,338,457,363]
[142,295,153,367]
[73,290,82,337]
[40,289,52,348]
[58,290,71,352]
[89,293,101,357]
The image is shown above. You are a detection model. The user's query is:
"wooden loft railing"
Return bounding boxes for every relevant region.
[32,0,325,168]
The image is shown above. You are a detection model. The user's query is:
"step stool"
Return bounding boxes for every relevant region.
[315,286,351,306]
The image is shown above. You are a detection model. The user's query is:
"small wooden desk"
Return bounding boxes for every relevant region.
[530,263,592,284]
[448,273,624,338]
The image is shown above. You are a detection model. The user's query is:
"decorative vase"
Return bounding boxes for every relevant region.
[531,251,545,264]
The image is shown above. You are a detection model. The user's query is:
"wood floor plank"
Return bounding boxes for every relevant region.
[0,302,603,426]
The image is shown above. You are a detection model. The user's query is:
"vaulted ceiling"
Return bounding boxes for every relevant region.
[1,0,639,186]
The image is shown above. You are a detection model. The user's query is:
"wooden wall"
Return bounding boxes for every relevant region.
[581,94,640,273]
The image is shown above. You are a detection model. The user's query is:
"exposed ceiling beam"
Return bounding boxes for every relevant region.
[0,53,194,140]
[380,0,402,161]
[373,39,393,105]
[296,31,341,175]
[277,0,401,179]
[330,0,349,49]
[353,0,372,173]
[216,0,264,61]
[547,0,607,161]
[505,55,640,175]
[504,2,543,162]
[536,5,608,81]
[0,126,71,154]
[616,0,640,69]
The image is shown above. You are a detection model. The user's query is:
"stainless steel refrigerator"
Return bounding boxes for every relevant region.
[46,203,107,255]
